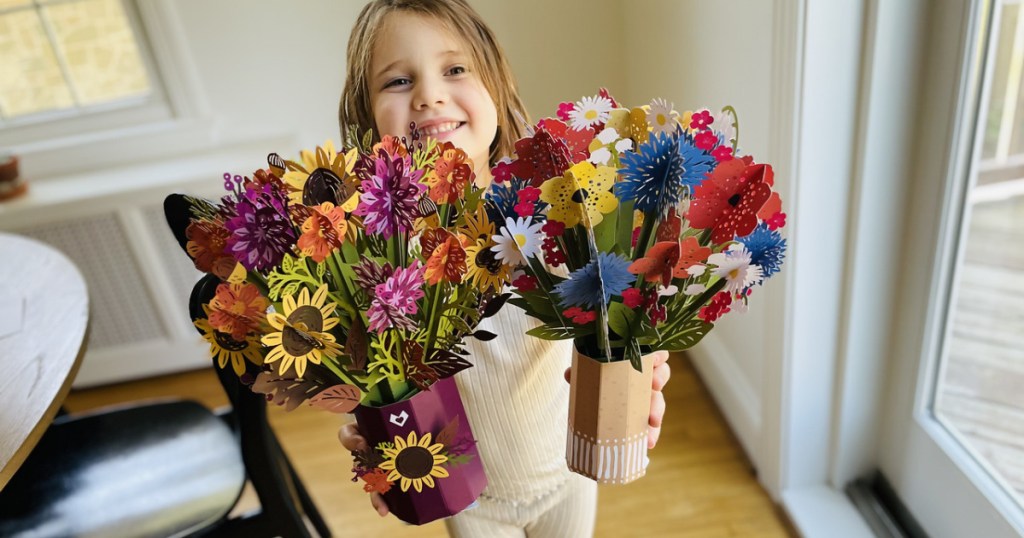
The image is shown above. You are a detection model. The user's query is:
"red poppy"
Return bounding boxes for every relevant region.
[688,158,772,244]
[536,118,593,164]
[510,127,574,187]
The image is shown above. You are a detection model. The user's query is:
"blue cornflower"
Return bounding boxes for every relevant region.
[485,178,545,221]
[616,132,715,215]
[554,252,636,309]
[738,223,786,279]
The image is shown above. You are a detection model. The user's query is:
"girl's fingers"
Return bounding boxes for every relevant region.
[370,493,389,517]
[652,360,671,391]
[648,424,662,449]
[564,367,571,383]
[649,390,666,428]
[338,421,369,451]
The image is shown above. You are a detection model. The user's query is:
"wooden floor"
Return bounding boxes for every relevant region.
[936,194,1024,505]
[63,353,794,538]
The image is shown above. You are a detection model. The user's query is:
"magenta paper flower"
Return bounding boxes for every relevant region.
[225,183,296,271]
[367,261,427,333]
[353,150,426,239]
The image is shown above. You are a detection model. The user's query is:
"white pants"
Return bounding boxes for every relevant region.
[445,473,598,537]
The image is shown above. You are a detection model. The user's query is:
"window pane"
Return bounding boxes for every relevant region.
[0,9,74,117]
[44,0,150,107]
[935,1,1024,510]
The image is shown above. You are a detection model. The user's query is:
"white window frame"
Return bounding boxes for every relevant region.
[1,0,214,179]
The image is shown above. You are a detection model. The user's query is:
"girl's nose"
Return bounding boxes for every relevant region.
[412,78,447,110]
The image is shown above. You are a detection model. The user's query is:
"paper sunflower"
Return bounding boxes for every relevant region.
[282,140,360,208]
[465,239,512,292]
[378,431,449,493]
[194,318,264,376]
[540,161,618,227]
[262,284,342,377]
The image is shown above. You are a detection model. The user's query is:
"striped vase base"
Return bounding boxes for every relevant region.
[566,427,650,484]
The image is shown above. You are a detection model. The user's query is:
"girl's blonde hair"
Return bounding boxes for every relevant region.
[339,0,529,166]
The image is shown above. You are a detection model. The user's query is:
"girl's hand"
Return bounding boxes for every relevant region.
[563,350,671,449]
[338,421,389,517]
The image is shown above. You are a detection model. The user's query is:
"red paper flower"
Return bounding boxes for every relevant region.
[557,101,575,122]
[622,288,644,309]
[655,208,682,243]
[694,130,718,151]
[511,127,574,186]
[542,220,566,237]
[518,186,541,203]
[536,118,593,164]
[541,237,566,267]
[514,201,535,217]
[688,158,772,244]
[513,273,538,291]
[766,211,787,230]
[492,159,515,184]
[757,191,782,220]
[712,145,734,162]
[629,241,680,287]
[673,236,713,278]
[598,87,620,108]
[362,468,394,494]
[690,110,714,130]
[699,291,733,322]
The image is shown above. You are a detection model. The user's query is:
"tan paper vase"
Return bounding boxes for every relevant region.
[566,349,655,484]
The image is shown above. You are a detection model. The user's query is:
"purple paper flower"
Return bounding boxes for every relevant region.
[353,150,426,239]
[225,183,296,271]
[367,261,427,333]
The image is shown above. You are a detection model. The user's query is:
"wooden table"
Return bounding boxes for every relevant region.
[0,232,89,489]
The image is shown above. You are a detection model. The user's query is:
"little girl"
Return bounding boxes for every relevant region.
[335,1,671,536]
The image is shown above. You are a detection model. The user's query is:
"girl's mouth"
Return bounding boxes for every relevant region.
[418,121,466,139]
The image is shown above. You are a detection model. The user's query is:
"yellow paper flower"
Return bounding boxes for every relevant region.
[606,107,649,145]
[262,284,342,377]
[464,239,512,292]
[194,318,263,376]
[540,161,618,227]
[460,203,495,244]
[283,141,360,210]
[378,431,449,493]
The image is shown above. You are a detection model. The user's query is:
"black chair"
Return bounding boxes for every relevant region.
[0,274,332,538]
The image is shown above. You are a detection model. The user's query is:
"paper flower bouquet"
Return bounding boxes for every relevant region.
[487,91,787,484]
[164,130,513,524]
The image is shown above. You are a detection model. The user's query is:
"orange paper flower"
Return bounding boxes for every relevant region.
[207,282,268,341]
[297,202,348,262]
[424,143,473,205]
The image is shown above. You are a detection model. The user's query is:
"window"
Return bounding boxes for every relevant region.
[0,0,171,146]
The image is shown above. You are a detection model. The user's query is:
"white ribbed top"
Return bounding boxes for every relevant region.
[456,304,574,503]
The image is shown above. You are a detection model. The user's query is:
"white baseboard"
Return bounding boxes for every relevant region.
[782,485,875,537]
[73,338,210,388]
[686,332,761,463]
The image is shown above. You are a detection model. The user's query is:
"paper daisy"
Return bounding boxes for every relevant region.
[492,216,543,266]
[647,98,679,135]
[378,431,449,493]
[707,245,763,294]
[554,252,636,309]
[569,94,614,131]
[262,284,342,377]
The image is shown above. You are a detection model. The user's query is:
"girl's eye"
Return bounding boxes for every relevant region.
[385,77,411,89]
[447,66,467,76]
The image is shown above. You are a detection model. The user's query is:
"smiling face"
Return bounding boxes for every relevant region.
[369,12,498,178]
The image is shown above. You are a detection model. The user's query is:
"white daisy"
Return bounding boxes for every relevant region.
[569,95,613,131]
[492,216,543,266]
[707,246,762,293]
[647,98,679,135]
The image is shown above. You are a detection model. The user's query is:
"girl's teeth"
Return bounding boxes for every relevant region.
[422,122,461,135]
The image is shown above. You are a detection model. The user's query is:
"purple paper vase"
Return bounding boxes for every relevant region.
[352,376,486,525]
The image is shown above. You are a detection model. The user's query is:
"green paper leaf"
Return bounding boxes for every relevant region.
[526,324,576,340]
[658,319,713,350]
[607,301,636,340]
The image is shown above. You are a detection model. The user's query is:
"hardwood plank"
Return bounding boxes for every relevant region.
[62,354,794,537]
